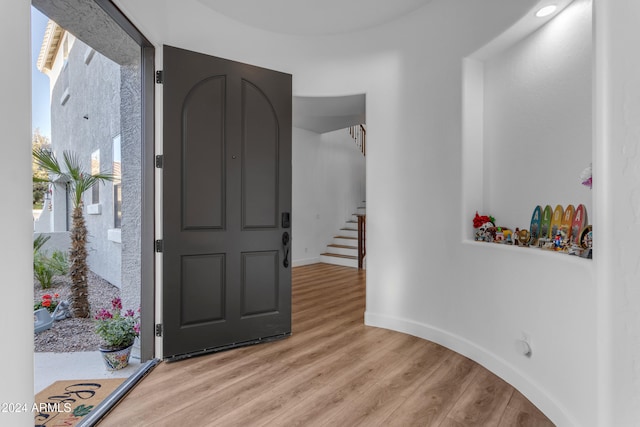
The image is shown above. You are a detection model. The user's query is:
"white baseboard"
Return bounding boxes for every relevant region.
[292,257,320,267]
[364,311,577,427]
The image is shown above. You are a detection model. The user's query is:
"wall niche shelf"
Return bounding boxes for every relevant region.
[461,0,592,251]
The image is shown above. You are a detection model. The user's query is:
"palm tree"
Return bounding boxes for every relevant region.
[33,148,115,318]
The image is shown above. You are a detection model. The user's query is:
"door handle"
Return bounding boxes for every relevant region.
[282,231,290,268]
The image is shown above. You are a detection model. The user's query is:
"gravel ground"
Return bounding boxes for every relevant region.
[34,271,120,353]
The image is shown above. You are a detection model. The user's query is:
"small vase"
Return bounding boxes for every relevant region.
[99,345,133,370]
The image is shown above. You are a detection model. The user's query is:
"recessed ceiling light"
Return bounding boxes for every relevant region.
[535,5,557,17]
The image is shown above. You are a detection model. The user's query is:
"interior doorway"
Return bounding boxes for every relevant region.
[291,94,367,269]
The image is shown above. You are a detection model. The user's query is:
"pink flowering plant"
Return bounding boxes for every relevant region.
[94,298,140,350]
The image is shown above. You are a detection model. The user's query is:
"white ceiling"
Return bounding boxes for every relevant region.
[197,0,434,36]
[196,1,426,132]
[293,94,365,134]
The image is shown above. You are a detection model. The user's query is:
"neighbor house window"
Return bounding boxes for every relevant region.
[91,149,100,204]
[113,135,122,228]
[62,36,69,67]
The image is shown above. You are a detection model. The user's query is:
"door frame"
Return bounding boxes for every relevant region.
[94,0,156,361]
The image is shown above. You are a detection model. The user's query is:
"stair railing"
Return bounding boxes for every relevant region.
[349,124,366,156]
[357,214,366,269]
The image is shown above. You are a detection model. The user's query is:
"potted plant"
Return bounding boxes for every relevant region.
[94,298,140,370]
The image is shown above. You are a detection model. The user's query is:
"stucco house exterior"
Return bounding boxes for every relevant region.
[35,22,121,285]
[33,19,142,311]
[2,1,640,426]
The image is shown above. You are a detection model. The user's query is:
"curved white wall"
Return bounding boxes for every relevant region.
[456,2,595,424]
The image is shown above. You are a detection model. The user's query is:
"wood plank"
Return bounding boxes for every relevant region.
[381,353,480,426]
[320,253,358,259]
[98,263,553,427]
[498,390,556,427]
[321,340,451,426]
[214,330,414,427]
[441,368,515,426]
[261,334,423,427]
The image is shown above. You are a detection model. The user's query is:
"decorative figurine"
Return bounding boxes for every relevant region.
[550,205,564,238]
[561,205,575,243]
[473,212,496,242]
[540,205,553,240]
[539,237,554,250]
[530,206,542,247]
[518,229,531,247]
[580,225,593,259]
[571,205,588,245]
[553,231,563,249]
[503,229,513,245]
[484,226,497,242]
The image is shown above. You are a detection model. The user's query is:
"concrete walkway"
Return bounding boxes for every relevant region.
[34,351,141,393]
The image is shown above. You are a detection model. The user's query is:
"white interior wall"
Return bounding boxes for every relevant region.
[1,1,34,425]
[292,127,366,266]
[594,1,640,425]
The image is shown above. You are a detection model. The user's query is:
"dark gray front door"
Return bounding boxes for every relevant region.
[162,45,292,360]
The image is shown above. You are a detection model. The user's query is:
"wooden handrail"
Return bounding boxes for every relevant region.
[357,214,366,269]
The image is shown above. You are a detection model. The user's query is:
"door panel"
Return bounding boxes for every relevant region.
[180,253,225,325]
[163,45,292,360]
[242,80,279,229]
[241,251,279,317]
[182,76,226,230]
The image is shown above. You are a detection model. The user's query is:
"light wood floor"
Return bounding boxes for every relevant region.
[99,263,554,426]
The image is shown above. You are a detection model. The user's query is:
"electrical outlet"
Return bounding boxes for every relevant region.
[518,332,532,358]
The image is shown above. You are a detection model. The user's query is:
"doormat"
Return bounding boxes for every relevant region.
[34,378,125,427]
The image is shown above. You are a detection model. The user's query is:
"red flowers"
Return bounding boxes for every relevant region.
[473,211,496,228]
[35,293,60,313]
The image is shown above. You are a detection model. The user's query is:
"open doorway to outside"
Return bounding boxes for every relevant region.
[31,0,154,397]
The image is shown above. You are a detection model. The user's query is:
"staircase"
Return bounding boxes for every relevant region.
[320,203,366,269]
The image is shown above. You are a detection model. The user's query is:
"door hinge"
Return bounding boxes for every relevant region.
[155,239,163,253]
[155,324,162,337]
[155,70,163,84]
[155,155,163,168]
